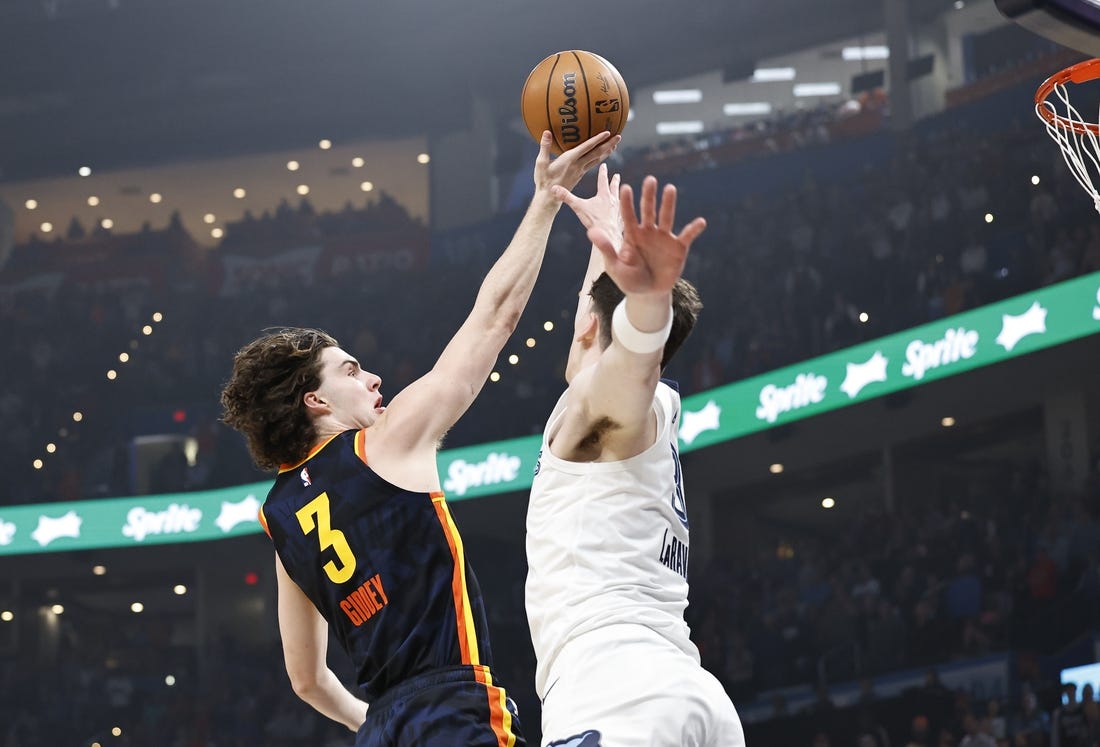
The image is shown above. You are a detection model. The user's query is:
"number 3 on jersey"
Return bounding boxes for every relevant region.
[296,492,357,584]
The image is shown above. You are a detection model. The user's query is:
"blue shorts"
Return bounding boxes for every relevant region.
[357,665,526,747]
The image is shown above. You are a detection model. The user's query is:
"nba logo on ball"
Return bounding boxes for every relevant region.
[521,50,630,155]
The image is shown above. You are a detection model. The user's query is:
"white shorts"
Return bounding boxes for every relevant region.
[539,623,745,747]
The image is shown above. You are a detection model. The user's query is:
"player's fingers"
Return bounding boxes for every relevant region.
[640,175,658,226]
[550,185,582,211]
[536,131,553,164]
[569,129,613,160]
[610,173,621,194]
[588,226,619,260]
[595,163,609,194]
[619,184,638,228]
[676,217,708,247]
[657,183,678,232]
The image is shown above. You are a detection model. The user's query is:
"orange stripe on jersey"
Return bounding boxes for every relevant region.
[353,429,367,465]
[277,433,341,473]
[430,493,480,666]
[257,506,271,539]
[474,666,516,747]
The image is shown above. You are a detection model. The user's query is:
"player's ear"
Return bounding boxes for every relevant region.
[576,311,599,346]
[303,391,327,412]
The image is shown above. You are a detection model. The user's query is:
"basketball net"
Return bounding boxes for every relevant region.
[1035,58,1100,214]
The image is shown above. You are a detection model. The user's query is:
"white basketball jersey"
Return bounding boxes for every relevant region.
[525,381,698,699]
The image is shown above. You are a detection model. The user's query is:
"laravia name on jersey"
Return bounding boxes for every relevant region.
[659,528,689,579]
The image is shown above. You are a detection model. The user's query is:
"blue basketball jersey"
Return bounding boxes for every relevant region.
[260,429,520,745]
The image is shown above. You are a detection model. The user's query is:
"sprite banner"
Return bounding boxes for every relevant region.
[2,273,1099,556]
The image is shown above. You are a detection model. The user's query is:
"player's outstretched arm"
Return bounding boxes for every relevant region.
[552,162,623,301]
[275,555,369,732]
[568,176,705,455]
[380,130,619,450]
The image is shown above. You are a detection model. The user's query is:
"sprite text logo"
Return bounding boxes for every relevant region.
[901,327,978,380]
[122,503,203,542]
[756,373,828,423]
[444,453,522,496]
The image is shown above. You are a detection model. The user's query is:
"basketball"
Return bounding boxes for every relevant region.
[521,50,630,155]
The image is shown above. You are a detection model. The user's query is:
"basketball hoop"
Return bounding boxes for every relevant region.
[1035,58,1100,213]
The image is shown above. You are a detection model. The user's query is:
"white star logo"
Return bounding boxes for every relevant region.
[215,495,261,533]
[0,519,15,546]
[839,351,889,399]
[995,301,1047,352]
[679,400,722,445]
[30,510,82,547]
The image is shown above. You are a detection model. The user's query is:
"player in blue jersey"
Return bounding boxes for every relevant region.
[220,129,618,746]
[525,166,744,746]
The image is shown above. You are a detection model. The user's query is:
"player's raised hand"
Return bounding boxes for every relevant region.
[587,175,706,296]
[535,130,621,195]
[551,163,623,252]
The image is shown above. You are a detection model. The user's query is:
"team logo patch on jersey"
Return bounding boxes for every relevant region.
[300,468,311,487]
[547,730,602,747]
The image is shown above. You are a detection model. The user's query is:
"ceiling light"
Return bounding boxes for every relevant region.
[753,67,796,82]
[51,604,64,614]
[152,312,163,322]
[489,372,501,382]
[287,160,300,171]
[33,459,43,470]
[318,139,332,150]
[769,463,784,474]
[106,370,117,380]
[508,354,519,365]
[822,497,836,509]
[24,199,38,210]
[544,321,554,331]
[173,585,187,595]
[78,166,91,177]
[87,195,100,207]
[149,193,163,204]
[40,222,53,233]
[0,611,12,622]
[46,443,56,453]
[360,181,374,192]
[724,102,772,116]
[352,157,365,168]
[203,213,216,224]
[211,228,224,239]
[417,153,431,164]
[72,411,83,422]
[656,121,704,135]
[794,83,842,97]
[941,416,956,427]
[93,565,107,575]
[100,218,113,229]
[652,89,703,104]
[296,184,310,195]
[233,187,246,199]
[842,46,890,61]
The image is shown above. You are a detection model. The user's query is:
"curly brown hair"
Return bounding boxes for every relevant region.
[220,327,338,471]
[588,272,702,370]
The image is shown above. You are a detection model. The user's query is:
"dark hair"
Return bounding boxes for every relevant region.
[220,327,338,470]
[588,272,702,369]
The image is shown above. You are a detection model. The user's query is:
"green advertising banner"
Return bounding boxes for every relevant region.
[2,272,1099,556]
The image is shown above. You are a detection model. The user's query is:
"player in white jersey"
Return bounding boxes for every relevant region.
[525,166,745,747]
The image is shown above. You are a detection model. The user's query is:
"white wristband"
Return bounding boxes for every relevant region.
[611,299,672,354]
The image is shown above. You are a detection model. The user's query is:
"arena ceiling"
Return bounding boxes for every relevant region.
[0,0,960,181]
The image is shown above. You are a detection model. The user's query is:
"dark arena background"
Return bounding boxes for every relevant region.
[3,0,1100,744]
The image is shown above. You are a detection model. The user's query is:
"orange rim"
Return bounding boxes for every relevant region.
[1035,58,1100,135]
